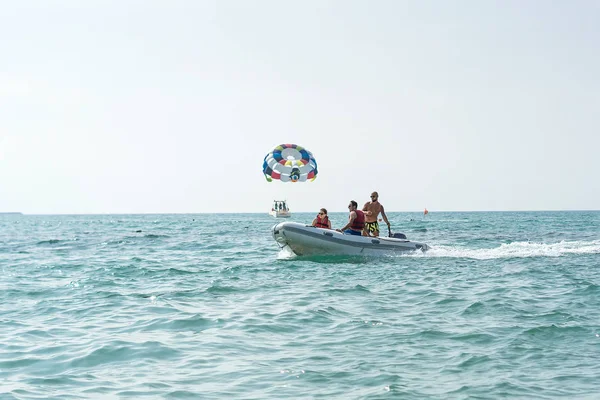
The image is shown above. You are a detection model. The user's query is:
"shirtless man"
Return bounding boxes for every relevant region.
[362,191,391,237]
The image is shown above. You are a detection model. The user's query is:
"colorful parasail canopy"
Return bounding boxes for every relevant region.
[262,144,318,182]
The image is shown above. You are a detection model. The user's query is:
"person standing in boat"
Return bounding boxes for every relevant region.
[312,208,331,229]
[362,191,391,237]
[337,201,365,236]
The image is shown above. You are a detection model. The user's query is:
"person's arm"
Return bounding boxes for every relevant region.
[381,206,391,228]
[337,212,355,232]
[311,217,318,227]
[362,203,371,216]
[326,219,331,229]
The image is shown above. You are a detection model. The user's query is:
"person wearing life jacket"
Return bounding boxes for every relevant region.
[336,200,365,236]
[312,208,331,229]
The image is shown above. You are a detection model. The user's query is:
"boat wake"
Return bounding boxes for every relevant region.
[276,246,297,260]
[421,239,600,260]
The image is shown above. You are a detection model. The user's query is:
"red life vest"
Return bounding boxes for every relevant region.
[351,210,365,231]
[315,215,329,228]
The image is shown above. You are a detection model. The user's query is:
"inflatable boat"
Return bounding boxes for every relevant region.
[272,221,429,256]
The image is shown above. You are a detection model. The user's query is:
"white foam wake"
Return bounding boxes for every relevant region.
[422,239,600,260]
[276,245,297,260]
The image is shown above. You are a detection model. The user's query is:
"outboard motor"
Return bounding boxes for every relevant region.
[390,232,407,239]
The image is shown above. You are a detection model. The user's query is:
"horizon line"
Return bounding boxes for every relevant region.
[3,209,600,216]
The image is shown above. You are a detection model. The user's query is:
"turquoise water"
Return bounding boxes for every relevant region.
[1,211,600,399]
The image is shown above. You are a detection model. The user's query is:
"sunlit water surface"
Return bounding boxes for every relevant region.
[1,211,600,398]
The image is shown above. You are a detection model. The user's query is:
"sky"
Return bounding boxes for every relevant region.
[1,0,598,214]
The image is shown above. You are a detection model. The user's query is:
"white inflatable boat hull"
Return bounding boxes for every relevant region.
[272,221,429,256]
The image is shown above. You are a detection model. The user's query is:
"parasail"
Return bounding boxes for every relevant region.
[262,144,318,182]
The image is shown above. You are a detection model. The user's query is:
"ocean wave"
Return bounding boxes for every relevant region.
[102,234,171,246]
[517,324,591,344]
[36,239,62,245]
[68,341,180,369]
[136,315,217,333]
[327,284,371,294]
[142,234,170,239]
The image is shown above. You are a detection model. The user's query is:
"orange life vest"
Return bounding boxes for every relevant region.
[315,215,329,228]
[351,210,365,231]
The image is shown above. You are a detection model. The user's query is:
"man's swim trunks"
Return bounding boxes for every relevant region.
[365,221,380,234]
[343,229,362,236]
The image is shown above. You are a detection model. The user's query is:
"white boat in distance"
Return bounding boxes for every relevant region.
[272,221,429,256]
[269,200,291,218]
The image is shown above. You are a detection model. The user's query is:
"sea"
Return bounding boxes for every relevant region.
[1,211,600,399]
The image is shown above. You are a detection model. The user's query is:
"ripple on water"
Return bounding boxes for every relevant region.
[2,212,600,398]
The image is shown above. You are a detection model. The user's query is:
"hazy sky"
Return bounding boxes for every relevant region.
[1,0,598,214]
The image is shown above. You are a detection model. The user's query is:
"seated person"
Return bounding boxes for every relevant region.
[312,208,331,229]
[336,200,365,236]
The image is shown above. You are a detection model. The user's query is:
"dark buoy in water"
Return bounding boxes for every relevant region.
[135,230,142,233]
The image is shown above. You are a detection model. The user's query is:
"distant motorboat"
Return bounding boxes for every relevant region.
[270,209,291,218]
[269,200,291,218]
